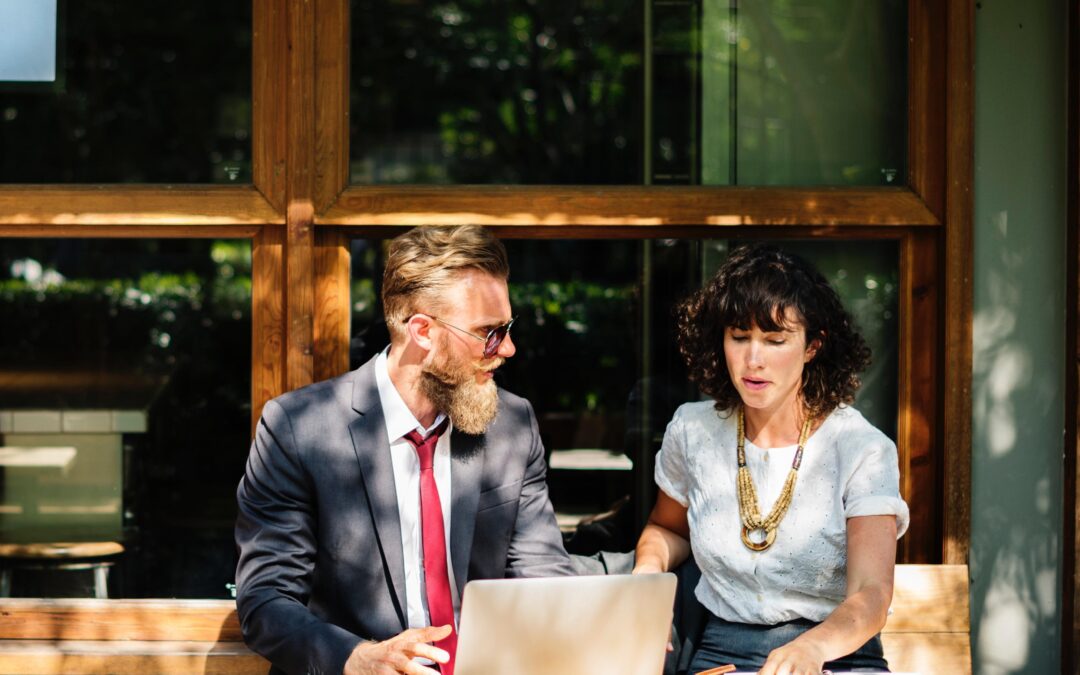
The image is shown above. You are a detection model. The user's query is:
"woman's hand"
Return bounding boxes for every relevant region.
[756,515,898,674]
[757,639,827,675]
[631,561,664,575]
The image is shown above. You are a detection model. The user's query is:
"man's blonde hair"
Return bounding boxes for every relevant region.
[382,225,510,341]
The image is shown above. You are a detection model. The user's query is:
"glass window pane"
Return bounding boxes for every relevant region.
[349,236,897,554]
[0,3,251,183]
[0,238,250,598]
[699,1,908,186]
[350,1,906,186]
[350,1,644,184]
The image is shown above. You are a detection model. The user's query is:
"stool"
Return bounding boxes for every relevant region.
[0,542,124,598]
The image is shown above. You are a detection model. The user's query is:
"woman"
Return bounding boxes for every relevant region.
[633,245,909,675]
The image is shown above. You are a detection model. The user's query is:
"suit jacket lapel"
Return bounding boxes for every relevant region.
[450,431,483,600]
[348,359,408,631]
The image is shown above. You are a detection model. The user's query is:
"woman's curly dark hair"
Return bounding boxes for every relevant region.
[676,244,871,419]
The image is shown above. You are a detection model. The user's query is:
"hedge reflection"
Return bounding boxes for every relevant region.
[0,240,251,597]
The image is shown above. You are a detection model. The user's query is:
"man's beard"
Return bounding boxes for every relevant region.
[420,337,501,435]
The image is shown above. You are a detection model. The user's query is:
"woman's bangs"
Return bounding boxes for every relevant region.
[720,276,800,332]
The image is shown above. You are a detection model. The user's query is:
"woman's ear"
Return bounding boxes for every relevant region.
[805,332,824,363]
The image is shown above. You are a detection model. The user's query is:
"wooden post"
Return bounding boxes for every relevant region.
[250,0,290,430]
[941,0,974,566]
[898,230,941,563]
[313,0,352,381]
[315,229,352,382]
[250,0,351,426]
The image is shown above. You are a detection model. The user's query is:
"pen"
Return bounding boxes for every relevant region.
[694,665,737,675]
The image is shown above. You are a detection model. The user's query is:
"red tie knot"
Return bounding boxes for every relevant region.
[403,418,450,470]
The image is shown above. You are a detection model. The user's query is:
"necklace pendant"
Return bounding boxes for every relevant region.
[741,525,776,552]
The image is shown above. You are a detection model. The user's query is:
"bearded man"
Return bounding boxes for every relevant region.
[235,225,574,675]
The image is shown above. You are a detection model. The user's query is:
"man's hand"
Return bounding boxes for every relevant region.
[343,625,452,675]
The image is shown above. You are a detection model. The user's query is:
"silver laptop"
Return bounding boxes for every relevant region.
[454,573,677,675]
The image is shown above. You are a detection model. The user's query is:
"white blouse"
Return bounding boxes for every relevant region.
[655,401,909,625]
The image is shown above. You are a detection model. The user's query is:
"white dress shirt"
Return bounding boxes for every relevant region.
[374,348,461,630]
[655,401,909,625]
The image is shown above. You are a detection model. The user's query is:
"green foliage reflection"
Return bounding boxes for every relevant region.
[351,0,643,184]
[506,280,636,412]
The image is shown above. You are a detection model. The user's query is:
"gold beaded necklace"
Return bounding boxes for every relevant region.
[736,407,813,552]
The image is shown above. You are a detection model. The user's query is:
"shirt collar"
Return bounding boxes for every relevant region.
[374,346,449,444]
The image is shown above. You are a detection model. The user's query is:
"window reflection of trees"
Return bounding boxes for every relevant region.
[349,0,907,187]
[351,0,644,184]
[0,2,251,183]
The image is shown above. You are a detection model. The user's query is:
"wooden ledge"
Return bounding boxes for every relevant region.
[0,186,283,227]
[323,185,942,227]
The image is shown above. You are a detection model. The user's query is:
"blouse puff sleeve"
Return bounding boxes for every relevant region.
[842,424,911,539]
[654,405,691,509]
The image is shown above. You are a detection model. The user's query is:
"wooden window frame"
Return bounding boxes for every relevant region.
[0,0,971,568]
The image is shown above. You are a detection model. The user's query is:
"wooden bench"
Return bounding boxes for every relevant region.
[0,598,266,674]
[882,564,972,674]
[0,564,970,675]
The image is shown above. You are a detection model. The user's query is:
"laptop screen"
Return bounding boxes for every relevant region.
[454,573,677,675]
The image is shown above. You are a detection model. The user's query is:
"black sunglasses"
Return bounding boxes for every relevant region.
[420,315,517,359]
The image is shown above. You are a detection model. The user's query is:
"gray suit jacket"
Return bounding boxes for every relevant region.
[235,356,575,675]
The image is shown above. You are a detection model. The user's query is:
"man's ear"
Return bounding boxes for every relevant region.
[406,314,436,352]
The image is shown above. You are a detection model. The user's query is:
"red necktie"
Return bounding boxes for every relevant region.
[403,420,456,675]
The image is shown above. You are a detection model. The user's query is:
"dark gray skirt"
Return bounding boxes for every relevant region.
[688,614,889,673]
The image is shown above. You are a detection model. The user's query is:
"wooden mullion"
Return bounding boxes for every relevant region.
[941,0,974,566]
[252,0,288,213]
[314,229,352,382]
[898,230,940,564]
[248,0,291,427]
[286,206,316,391]
[252,225,286,433]
[322,186,940,227]
[908,0,946,220]
[314,0,351,213]
[283,0,317,393]
[286,0,316,209]
[305,0,351,387]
